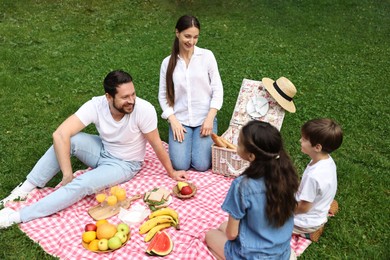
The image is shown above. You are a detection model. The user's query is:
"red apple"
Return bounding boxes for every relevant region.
[180,186,193,195]
[85,223,97,232]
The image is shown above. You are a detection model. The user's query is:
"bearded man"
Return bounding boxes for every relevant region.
[0,70,188,228]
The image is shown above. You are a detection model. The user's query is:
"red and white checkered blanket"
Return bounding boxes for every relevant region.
[7,143,311,259]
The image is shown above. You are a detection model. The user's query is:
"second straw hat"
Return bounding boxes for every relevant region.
[262,77,297,113]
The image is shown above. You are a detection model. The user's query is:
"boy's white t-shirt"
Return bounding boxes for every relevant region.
[75,96,157,162]
[294,156,337,228]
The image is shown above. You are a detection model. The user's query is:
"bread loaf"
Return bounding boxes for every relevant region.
[220,137,237,150]
[211,133,227,148]
[211,133,236,150]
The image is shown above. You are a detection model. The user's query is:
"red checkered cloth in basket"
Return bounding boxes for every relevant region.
[7,143,310,259]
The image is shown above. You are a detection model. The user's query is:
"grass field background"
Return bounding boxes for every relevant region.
[0,0,389,259]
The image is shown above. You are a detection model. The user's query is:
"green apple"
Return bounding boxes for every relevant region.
[108,236,122,250]
[98,238,109,251]
[115,231,127,243]
[117,223,130,235]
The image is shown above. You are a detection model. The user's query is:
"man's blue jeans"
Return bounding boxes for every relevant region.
[20,132,142,222]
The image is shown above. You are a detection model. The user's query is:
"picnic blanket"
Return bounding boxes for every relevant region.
[7,142,311,259]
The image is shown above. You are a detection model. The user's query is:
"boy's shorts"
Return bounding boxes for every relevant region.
[293,224,324,235]
[293,224,325,242]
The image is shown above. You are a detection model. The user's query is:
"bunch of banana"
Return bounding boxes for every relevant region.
[139,207,180,242]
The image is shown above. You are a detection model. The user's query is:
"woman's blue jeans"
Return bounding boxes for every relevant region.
[20,132,142,222]
[168,119,217,172]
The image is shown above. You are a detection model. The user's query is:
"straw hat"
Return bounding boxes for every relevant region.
[262,77,297,113]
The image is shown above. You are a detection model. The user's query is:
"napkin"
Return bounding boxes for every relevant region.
[118,204,150,226]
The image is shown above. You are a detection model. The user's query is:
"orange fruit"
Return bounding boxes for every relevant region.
[106,195,117,206]
[116,188,126,201]
[96,219,108,227]
[96,223,117,240]
[82,231,97,243]
[88,239,99,251]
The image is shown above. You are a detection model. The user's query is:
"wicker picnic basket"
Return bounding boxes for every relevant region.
[212,78,286,177]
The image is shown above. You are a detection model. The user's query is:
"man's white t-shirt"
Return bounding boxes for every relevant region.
[294,156,337,228]
[75,96,157,161]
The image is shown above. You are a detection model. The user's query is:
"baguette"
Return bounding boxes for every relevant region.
[211,133,237,150]
[220,137,237,150]
[211,133,227,148]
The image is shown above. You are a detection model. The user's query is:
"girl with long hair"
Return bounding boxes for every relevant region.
[206,121,299,259]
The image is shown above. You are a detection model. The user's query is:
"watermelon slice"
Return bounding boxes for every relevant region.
[145,231,173,256]
[146,231,162,255]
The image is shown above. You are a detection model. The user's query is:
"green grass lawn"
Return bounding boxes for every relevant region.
[0,0,389,259]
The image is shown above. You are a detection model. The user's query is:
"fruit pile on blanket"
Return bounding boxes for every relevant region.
[177,181,193,195]
[81,219,130,252]
[173,181,197,199]
[83,186,178,256]
[139,207,179,256]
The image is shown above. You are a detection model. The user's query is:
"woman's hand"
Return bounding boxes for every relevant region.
[200,114,214,137]
[168,115,186,142]
[170,170,189,181]
[201,108,217,136]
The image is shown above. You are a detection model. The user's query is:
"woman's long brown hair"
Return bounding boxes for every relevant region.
[240,121,299,227]
[166,15,200,107]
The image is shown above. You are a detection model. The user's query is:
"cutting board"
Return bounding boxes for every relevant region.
[88,194,142,220]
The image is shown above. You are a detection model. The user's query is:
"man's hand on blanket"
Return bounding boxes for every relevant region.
[170,170,189,181]
[60,173,74,186]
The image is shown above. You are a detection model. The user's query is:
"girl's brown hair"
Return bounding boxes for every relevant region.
[166,15,200,107]
[240,121,299,227]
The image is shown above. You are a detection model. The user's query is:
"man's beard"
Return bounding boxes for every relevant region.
[113,98,134,114]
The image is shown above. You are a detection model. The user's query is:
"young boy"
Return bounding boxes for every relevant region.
[294,118,343,242]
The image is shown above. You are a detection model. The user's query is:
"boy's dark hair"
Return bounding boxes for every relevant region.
[301,118,343,153]
[103,70,133,98]
[240,121,299,227]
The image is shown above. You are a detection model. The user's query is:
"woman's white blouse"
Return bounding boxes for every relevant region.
[158,46,223,127]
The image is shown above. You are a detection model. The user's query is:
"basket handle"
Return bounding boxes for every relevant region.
[225,161,247,176]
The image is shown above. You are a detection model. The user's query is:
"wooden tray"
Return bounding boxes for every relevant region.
[88,194,142,220]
